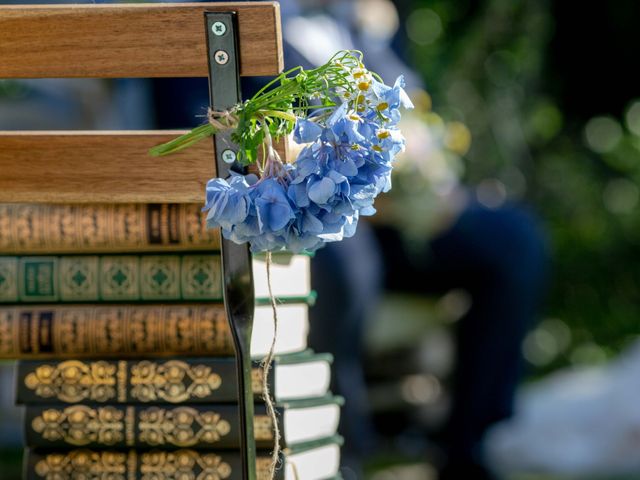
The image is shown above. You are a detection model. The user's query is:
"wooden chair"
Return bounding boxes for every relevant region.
[0,3,284,479]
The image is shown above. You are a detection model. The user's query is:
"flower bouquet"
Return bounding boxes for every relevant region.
[151,50,413,253]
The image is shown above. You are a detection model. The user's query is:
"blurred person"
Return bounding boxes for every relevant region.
[279,1,549,479]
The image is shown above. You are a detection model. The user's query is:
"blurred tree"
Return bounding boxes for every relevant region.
[401,0,640,373]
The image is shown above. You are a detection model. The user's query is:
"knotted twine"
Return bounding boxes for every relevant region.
[208,107,240,131]
[208,109,285,479]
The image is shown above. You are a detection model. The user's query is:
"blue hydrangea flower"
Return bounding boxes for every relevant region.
[202,68,412,253]
[203,175,251,231]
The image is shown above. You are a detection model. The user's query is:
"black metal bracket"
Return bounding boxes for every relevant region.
[205,12,257,480]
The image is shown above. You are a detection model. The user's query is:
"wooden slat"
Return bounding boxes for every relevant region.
[0,132,214,203]
[0,2,283,78]
[0,132,287,203]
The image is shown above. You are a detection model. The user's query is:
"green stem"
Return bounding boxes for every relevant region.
[149,124,215,157]
[148,49,370,161]
[258,109,297,123]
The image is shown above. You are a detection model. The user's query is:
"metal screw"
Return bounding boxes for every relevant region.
[211,21,226,36]
[214,50,229,65]
[222,149,237,164]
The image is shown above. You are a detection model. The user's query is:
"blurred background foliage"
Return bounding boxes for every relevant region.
[392,0,640,375]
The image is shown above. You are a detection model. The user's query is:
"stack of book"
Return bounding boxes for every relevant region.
[0,203,343,480]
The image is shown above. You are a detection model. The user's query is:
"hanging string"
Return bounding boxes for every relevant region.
[262,251,281,479]
[290,460,301,480]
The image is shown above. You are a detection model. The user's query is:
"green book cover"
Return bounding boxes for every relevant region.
[0,254,312,303]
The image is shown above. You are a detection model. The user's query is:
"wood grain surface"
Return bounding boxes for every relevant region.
[0,132,213,203]
[0,2,283,78]
[0,131,285,203]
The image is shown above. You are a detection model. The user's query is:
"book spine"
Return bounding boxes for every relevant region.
[16,359,274,404]
[0,305,234,359]
[24,404,280,449]
[25,449,283,480]
[0,254,224,303]
[0,204,219,254]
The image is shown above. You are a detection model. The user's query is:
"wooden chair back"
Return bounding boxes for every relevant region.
[0,2,284,203]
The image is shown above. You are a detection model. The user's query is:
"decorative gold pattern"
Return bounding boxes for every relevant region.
[253,415,274,442]
[0,257,18,302]
[181,255,223,299]
[28,449,290,480]
[138,407,231,447]
[31,406,126,446]
[140,256,180,299]
[100,256,138,300]
[24,360,117,402]
[30,405,240,447]
[140,450,232,480]
[256,458,273,480]
[59,256,99,301]
[34,449,130,480]
[31,450,240,480]
[130,360,222,403]
[0,305,232,358]
[251,368,265,394]
[118,360,127,402]
[0,312,14,355]
[21,360,228,403]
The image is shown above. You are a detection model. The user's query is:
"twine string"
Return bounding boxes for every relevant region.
[262,251,281,480]
[290,461,301,480]
[207,107,239,131]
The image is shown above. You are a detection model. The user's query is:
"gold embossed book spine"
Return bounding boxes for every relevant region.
[0,204,220,254]
[23,447,346,480]
[15,359,277,404]
[24,404,282,449]
[0,305,235,359]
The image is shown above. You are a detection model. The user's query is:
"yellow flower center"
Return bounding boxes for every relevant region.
[358,81,370,91]
[377,129,391,139]
[376,102,389,111]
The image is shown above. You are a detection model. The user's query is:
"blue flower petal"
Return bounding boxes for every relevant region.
[293,118,323,144]
[394,76,414,109]
[301,210,324,234]
[308,177,336,205]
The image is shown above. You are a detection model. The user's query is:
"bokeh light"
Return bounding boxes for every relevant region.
[584,116,623,153]
[406,8,443,46]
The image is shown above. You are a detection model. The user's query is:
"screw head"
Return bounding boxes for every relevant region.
[214,50,229,65]
[221,149,237,164]
[211,21,227,36]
